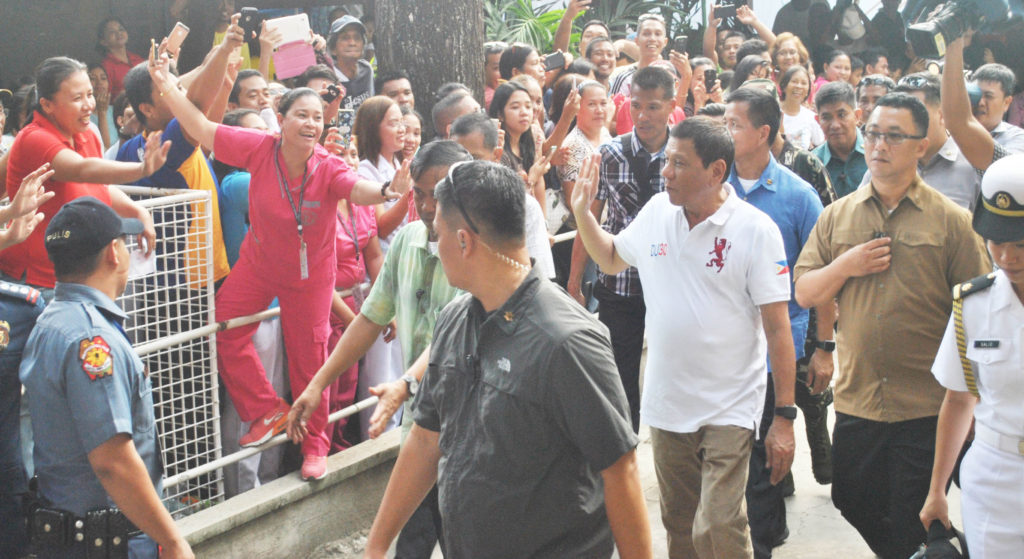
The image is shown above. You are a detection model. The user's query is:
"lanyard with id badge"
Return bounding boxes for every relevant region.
[273,141,323,280]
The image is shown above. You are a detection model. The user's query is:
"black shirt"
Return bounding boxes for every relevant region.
[414,266,638,558]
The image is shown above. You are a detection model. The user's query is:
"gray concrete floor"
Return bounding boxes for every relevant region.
[626,407,962,559]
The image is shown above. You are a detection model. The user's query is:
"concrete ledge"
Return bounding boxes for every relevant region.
[178,429,400,558]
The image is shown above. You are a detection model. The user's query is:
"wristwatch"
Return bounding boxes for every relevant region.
[814,340,836,352]
[774,406,798,420]
[400,373,419,396]
[380,180,392,198]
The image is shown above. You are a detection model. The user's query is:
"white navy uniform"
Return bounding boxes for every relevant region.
[932,269,1024,557]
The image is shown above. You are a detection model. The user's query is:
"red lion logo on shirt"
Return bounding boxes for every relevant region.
[706,237,731,273]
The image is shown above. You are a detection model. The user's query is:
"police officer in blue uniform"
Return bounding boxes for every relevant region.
[0,281,44,558]
[20,197,193,559]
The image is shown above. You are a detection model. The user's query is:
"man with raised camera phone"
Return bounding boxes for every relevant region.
[795,92,989,558]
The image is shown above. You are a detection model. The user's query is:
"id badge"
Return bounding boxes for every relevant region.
[299,240,309,280]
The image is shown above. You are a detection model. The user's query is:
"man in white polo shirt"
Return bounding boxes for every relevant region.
[572,117,797,559]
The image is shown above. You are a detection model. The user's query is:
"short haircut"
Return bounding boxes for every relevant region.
[450,112,499,150]
[52,245,106,280]
[814,80,856,112]
[431,90,472,137]
[727,86,781,143]
[873,92,929,137]
[850,56,864,73]
[566,58,597,77]
[670,116,734,170]
[856,74,896,100]
[723,30,746,44]
[770,33,810,67]
[636,13,667,32]
[697,103,727,117]
[410,139,472,181]
[435,160,525,245]
[223,108,259,127]
[111,91,131,122]
[499,42,537,80]
[735,39,769,67]
[484,41,508,57]
[861,46,888,68]
[585,37,614,59]
[581,19,610,38]
[123,62,155,127]
[374,69,411,95]
[230,69,264,104]
[779,65,812,102]
[435,82,470,103]
[293,64,337,88]
[895,72,941,107]
[972,63,1016,96]
[631,66,675,100]
[690,56,715,70]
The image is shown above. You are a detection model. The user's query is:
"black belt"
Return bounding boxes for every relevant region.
[28,503,140,559]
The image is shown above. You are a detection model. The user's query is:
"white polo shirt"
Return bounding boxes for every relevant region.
[932,269,1024,440]
[614,186,790,434]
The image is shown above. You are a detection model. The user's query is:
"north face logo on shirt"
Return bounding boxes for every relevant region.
[706,237,731,273]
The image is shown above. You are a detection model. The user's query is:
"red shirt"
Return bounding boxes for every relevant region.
[2,112,110,288]
[213,125,361,286]
[102,51,144,98]
[334,203,378,290]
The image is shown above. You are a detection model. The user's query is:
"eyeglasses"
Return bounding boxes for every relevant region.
[442,161,479,234]
[858,75,896,90]
[897,75,931,89]
[863,130,926,145]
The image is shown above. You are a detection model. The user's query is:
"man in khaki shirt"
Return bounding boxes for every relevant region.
[794,93,990,559]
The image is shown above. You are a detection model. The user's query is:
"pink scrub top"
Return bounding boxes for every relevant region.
[213,125,361,286]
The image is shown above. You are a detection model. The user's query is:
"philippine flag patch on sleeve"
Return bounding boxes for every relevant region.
[775,260,790,275]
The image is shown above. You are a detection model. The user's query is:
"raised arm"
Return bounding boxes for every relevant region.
[571,153,628,274]
[147,49,220,153]
[703,8,722,67]
[735,5,776,47]
[553,0,591,54]
[941,34,997,171]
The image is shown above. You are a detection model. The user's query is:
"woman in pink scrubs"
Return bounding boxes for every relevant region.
[148,52,407,480]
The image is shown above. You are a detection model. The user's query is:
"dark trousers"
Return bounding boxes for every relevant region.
[0,361,28,559]
[594,283,645,432]
[747,373,786,559]
[831,413,936,559]
[395,484,444,558]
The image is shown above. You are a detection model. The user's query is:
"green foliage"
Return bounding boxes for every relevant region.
[485,0,705,55]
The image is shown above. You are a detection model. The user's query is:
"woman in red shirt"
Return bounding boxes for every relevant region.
[3,56,166,291]
[97,17,144,98]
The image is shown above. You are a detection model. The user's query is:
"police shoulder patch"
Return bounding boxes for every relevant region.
[0,281,41,305]
[79,336,114,380]
[952,272,997,300]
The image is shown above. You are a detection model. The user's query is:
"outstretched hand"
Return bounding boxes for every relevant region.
[570,153,601,217]
[387,158,413,198]
[286,387,322,444]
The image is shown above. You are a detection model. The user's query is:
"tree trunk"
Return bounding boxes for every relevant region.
[375,0,485,139]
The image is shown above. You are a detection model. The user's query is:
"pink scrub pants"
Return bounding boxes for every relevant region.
[215,251,334,457]
[327,294,359,452]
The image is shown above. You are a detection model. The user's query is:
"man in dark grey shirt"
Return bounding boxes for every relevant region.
[363,161,651,559]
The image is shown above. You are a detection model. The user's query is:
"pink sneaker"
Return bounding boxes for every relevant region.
[301,455,327,481]
[239,399,290,448]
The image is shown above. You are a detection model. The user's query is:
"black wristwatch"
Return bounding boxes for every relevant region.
[380,180,392,198]
[774,406,798,420]
[814,340,836,352]
[401,373,419,396]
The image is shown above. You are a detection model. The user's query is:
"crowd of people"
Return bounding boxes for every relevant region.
[0,1,1022,558]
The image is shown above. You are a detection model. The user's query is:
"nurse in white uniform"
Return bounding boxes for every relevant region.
[921,154,1024,558]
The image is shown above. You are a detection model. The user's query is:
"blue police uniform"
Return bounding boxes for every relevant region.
[0,280,44,558]
[20,282,161,559]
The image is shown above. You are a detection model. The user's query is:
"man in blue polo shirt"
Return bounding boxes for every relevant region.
[813,81,868,199]
[725,86,833,559]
